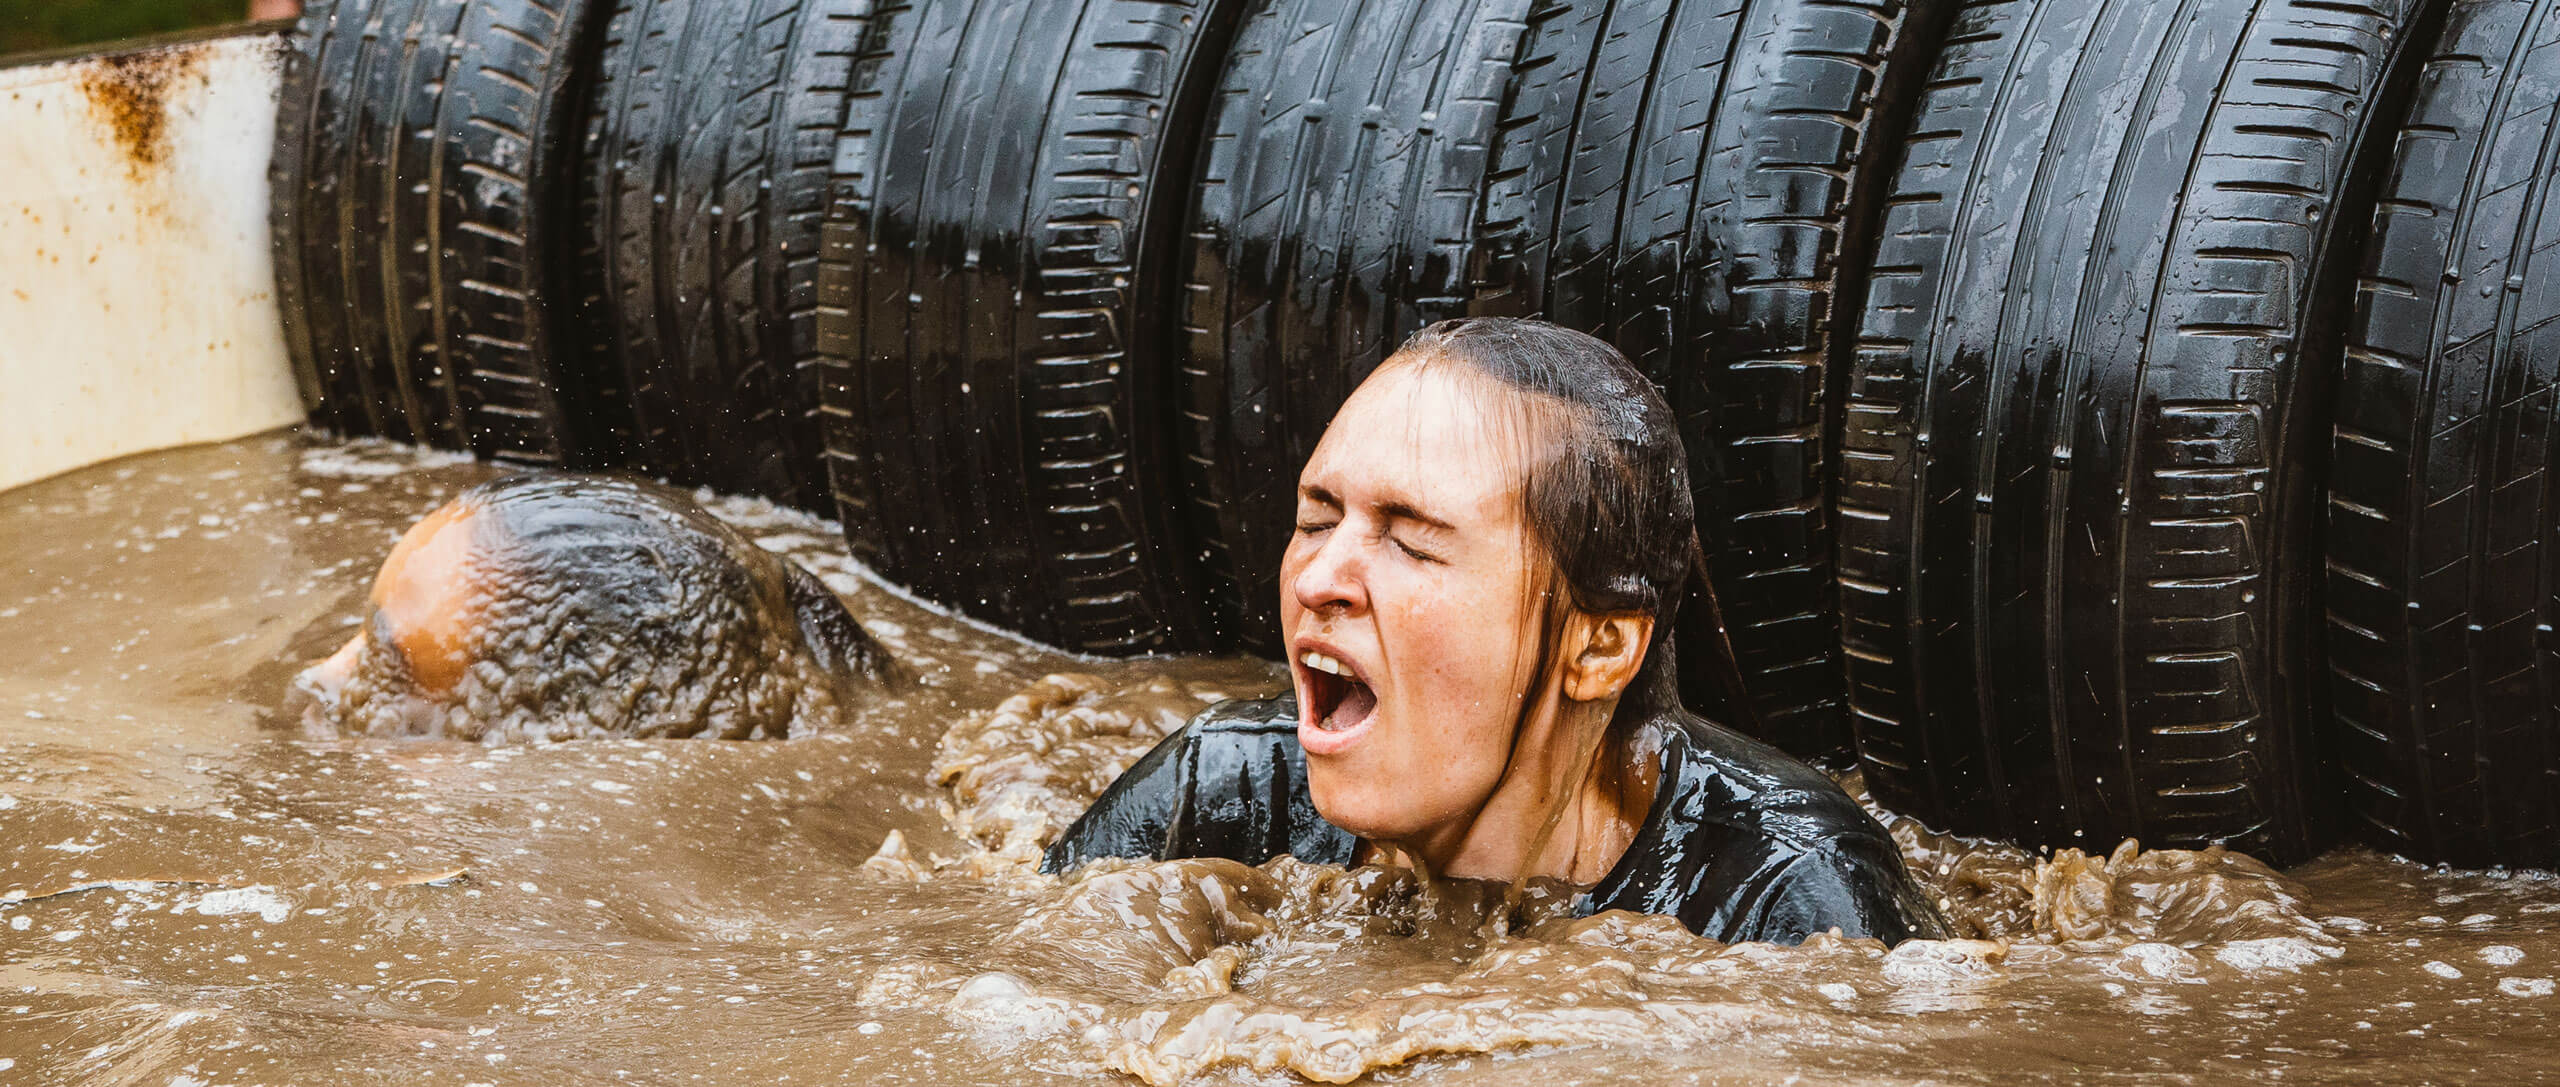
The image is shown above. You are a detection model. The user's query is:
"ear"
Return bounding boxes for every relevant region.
[1562,610,1653,702]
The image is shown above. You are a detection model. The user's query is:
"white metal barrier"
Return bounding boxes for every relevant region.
[0,29,303,492]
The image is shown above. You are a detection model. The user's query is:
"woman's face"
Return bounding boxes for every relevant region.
[1282,360,1557,844]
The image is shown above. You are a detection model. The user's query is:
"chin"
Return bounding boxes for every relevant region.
[1306,770,1426,843]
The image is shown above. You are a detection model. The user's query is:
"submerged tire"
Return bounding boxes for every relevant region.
[270,0,603,464]
[1838,0,2431,864]
[2324,0,2560,868]
[1467,0,1954,757]
[1180,0,1534,654]
[814,0,1243,653]
[574,0,863,508]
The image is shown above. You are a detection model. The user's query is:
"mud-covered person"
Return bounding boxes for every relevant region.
[288,474,891,743]
[1047,318,1947,945]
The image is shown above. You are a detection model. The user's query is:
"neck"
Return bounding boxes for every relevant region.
[1383,692,1646,886]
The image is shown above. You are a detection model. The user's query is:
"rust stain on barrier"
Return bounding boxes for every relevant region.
[75,43,210,183]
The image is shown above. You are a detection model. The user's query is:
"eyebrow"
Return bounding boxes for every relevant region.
[1298,484,1456,533]
[1379,499,1456,533]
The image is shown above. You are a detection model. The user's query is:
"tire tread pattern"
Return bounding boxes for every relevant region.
[2325,0,2560,868]
[576,0,864,505]
[269,0,600,465]
[815,0,1241,652]
[1839,0,2426,863]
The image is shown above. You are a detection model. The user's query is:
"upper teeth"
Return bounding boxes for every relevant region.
[1302,650,1350,676]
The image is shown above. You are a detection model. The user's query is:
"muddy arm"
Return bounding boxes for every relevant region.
[1040,698,1358,875]
[1709,837,1950,947]
[1040,725,1197,874]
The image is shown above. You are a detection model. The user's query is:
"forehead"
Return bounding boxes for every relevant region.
[373,500,480,600]
[1300,360,1537,523]
[369,498,482,692]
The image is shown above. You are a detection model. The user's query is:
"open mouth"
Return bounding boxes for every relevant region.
[1298,646,1378,738]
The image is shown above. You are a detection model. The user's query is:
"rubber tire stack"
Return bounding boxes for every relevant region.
[573,0,865,508]
[2324,0,2560,869]
[271,0,602,465]
[1838,0,2433,865]
[1461,0,1953,756]
[809,0,1247,655]
[270,0,2560,871]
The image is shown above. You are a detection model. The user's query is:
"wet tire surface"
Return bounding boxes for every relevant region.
[1467,0,1955,757]
[2323,0,2560,869]
[814,0,1245,655]
[270,0,600,465]
[574,0,866,507]
[1837,0,2432,864]
[1179,0,1534,655]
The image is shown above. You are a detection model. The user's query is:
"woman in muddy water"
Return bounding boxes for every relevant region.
[1046,318,1947,946]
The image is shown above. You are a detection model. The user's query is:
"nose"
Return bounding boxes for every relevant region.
[1288,525,1369,617]
[309,634,362,689]
[286,633,363,724]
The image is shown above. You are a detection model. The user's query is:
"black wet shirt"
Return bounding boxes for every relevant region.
[1042,695,1949,946]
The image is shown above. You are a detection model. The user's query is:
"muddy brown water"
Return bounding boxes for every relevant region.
[2,432,2556,1085]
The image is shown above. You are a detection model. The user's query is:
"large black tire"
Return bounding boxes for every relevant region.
[1179,0,1534,654]
[1837,0,2432,864]
[270,0,603,465]
[2324,0,2560,868]
[1466,0,1954,758]
[813,0,1243,653]
[573,0,862,508]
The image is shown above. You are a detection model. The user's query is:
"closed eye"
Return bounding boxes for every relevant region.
[1388,534,1441,563]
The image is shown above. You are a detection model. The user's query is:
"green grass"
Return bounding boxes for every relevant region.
[2,0,257,57]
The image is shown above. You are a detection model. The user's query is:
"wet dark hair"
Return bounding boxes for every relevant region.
[1388,317,1754,777]
[308,473,890,742]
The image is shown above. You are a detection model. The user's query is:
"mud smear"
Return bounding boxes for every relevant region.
[3,433,2559,1085]
[74,43,209,184]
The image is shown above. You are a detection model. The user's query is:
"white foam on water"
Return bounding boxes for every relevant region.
[187,886,292,924]
[2213,938,2341,973]
[2113,943,2201,981]
[296,439,476,479]
[948,972,1085,1041]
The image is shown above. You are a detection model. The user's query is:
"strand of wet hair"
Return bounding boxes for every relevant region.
[1683,530,1762,735]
